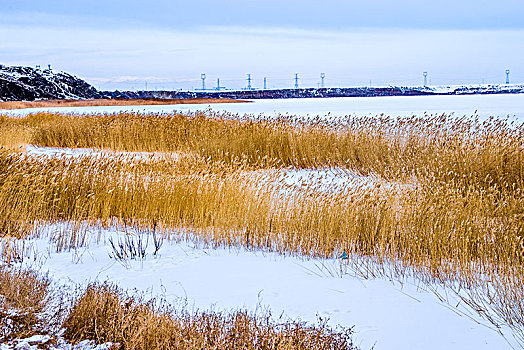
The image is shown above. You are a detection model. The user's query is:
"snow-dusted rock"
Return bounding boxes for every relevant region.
[0,65,103,102]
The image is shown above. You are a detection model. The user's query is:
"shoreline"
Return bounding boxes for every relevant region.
[0,97,249,110]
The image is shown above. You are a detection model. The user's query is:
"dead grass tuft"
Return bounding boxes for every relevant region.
[0,266,51,341]
[63,283,356,350]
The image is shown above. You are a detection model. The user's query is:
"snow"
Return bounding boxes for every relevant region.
[3,94,524,348]
[238,168,412,201]
[19,335,50,343]
[25,145,98,158]
[13,227,519,350]
[2,94,524,121]
[0,337,113,350]
[8,335,52,350]
[24,145,180,160]
[426,84,524,95]
[261,167,408,192]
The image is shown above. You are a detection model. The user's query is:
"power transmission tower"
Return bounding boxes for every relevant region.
[423,72,428,86]
[506,69,511,84]
[264,77,267,89]
[247,74,252,90]
[201,73,206,90]
[294,73,299,89]
[320,73,325,88]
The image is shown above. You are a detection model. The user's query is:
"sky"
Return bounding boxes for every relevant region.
[1,0,523,90]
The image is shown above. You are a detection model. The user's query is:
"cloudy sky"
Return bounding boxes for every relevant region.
[1,0,523,90]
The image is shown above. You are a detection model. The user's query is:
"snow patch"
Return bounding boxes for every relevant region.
[8,226,518,350]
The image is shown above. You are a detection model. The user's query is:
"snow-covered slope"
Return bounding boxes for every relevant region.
[0,65,103,101]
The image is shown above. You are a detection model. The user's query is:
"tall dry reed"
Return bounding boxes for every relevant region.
[2,112,522,190]
[0,266,51,341]
[1,111,523,339]
[64,283,356,350]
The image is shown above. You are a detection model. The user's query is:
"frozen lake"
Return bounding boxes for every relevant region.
[16,227,518,350]
[2,93,524,120]
[4,93,524,349]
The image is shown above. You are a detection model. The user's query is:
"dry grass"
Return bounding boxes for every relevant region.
[1,111,524,340]
[0,268,355,349]
[0,98,248,110]
[0,150,523,337]
[63,283,355,350]
[0,122,31,152]
[0,266,51,341]
[2,112,523,189]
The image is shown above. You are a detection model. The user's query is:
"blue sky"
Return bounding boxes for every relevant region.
[1,0,522,90]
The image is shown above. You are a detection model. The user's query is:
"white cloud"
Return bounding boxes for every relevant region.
[1,24,522,89]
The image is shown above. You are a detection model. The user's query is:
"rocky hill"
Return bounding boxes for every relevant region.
[0,65,103,101]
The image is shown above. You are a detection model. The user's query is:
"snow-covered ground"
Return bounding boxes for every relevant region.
[0,336,113,350]
[4,95,524,348]
[13,227,518,350]
[25,145,101,158]
[2,94,524,121]
[24,145,180,160]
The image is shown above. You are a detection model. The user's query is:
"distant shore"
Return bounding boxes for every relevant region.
[103,85,524,101]
[0,98,249,110]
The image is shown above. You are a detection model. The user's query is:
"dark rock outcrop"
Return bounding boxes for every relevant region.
[0,65,104,101]
[101,87,432,100]
[103,85,524,100]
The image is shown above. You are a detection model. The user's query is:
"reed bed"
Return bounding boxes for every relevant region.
[0,266,356,349]
[0,266,52,341]
[0,151,523,337]
[64,283,355,350]
[5,151,516,269]
[1,111,524,340]
[2,112,523,188]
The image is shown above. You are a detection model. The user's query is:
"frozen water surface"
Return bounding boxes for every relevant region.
[3,94,524,349]
[15,228,519,350]
[2,94,524,121]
